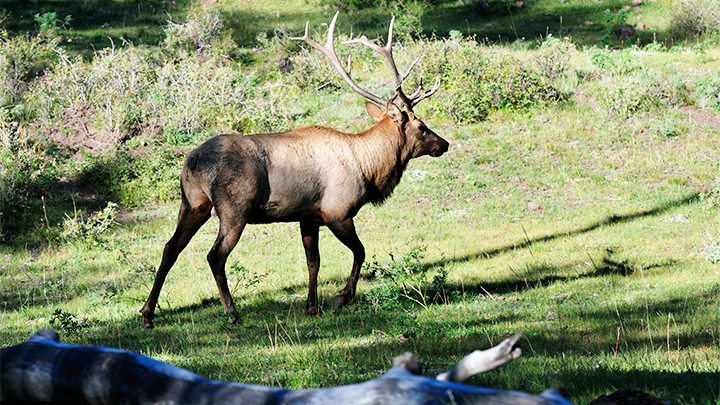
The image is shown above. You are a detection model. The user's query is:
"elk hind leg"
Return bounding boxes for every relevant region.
[327,219,365,310]
[207,217,247,325]
[141,196,212,328]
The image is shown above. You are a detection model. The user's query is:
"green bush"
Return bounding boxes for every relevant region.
[534,35,576,81]
[586,47,696,117]
[600,8,628,45]
[363,245,451,311]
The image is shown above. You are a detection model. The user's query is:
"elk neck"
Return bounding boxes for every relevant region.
[350,117,412,204]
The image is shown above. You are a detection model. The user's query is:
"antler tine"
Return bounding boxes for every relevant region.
[345,16,440,111]
[409,77,440,108]
[290,12,385,106]
[343,15,404,91]
[291,12,439,110]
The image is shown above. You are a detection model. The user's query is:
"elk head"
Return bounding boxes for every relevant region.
[290,12,448,160]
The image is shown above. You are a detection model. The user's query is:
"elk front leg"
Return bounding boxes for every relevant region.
[300,221,321,315]
[206,219,246,325]
[327,218,365,310]
[141,199,211,329]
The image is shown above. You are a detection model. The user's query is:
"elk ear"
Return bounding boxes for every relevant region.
[366,101,386,122]
[385,102,405,125]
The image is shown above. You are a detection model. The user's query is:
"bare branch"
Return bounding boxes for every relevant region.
[436,331,523,383]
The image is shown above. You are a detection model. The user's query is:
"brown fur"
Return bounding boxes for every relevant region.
[140,101,447,328]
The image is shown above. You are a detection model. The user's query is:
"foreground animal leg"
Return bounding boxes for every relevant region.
[327,219,365,310]
[140,197,211,328]
[206,218,247,325]
[300,221,321,315]
[436,331,524,383]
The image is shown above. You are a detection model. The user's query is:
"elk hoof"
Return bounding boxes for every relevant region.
[306,305,322,315]
[140,309,155,329]
[227,313,242,326]
[331,293,351,310]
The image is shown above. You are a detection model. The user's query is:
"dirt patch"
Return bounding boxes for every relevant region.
[682,107,720,132]
[30,107,116,151]
[30,106,163,151]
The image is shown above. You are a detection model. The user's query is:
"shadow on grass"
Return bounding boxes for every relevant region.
[27,283,717,404]
[425,193,700,272]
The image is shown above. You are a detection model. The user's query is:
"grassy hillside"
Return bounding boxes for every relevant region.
[1,0,720,404]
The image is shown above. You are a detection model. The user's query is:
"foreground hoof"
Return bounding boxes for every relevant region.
[331,293,351,310]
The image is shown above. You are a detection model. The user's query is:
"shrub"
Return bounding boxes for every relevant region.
[534,35,576,81]
[163,5,239,60]
[32,45,160,140]
[412,35,561,123]
[586,46,643,76]
[695,71,720,110]
[34,12,72,35]
[363,245,451,311]
[0,32,60,104]
[670,0,720,38]
[600,8,629,45]
[586,47,695,117]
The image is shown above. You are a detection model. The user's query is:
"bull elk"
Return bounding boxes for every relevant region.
[140,12,448,328]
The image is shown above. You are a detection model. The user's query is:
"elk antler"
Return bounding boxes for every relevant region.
[290,12,440,110]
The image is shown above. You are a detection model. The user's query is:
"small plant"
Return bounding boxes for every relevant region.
[163,6,225,59]
[363,245,450,311]
[60,201,118,246]
[0,32,60,103]
[228,261,266,296]
[419,38,561,123]
[49,309,88,337]
[34,12,72,34]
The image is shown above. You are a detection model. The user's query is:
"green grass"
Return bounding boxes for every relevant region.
[2,1,720,404]
[2,100,720,403]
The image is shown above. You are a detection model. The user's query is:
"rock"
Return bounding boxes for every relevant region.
[622,5,631,11]
[631,0,642,5]
[526,201,539,211]
[635,22,648,30]
[634,6,642,12]
[585,20,595,25]
[617,24,637,39]
[515,1,525,9]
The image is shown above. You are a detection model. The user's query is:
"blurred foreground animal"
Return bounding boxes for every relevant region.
[140,12,449,328]
[1,329,574,405]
